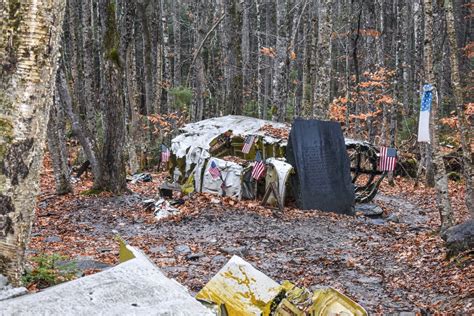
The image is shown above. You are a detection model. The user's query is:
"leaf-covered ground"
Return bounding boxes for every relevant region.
[28,157,473,314]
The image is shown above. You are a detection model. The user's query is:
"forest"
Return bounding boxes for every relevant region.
[0,0,473,314]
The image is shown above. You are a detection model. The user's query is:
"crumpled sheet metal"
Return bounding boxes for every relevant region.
[197,255,367,316]
[196,255,281,315]
[265,158,293,205]
[309,287,367,316]
[142,198,180,220]
[200,158,243,198]
[171,115,289,172]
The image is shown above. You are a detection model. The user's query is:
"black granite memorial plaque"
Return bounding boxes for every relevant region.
[286,119,355,214]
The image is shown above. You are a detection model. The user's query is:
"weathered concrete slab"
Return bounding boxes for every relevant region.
[1,247,213,316]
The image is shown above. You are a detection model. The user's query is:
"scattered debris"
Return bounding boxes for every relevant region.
[196,255,367,315]
[143,198,180,220]
[128,173,153,184]
[30,155,473,313]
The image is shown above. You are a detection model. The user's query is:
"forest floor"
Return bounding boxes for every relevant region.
[28,157,473,314]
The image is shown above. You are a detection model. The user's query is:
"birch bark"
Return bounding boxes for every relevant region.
[0,0,66,284]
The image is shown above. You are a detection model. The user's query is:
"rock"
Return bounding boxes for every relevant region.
[219,246,248,256]
[370,218,386,225]
[174,244,191,255]
[0,287,28,301]
[186,252,205,261]
[149,246,168,255]
[44,236,62,243]
[357,276,382,284]
[398,312,417,316]
[161,266,187,274]
[386,214,400,223]
[443,219,474,256]
[200,257,211,263]
[355,204,383,217]
[0,246,214,315]
[211,255,227,265]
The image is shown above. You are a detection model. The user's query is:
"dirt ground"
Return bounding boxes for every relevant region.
[28,159,473,314]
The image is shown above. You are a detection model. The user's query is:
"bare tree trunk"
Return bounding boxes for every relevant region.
[81,0,96,131]
[444,0,474,216]
[312,0,333,120]
[47,88,72,195]
[262,0,273,120]
[221,0,242,115]
[58,66,102,183]
[0,0,65,284]
[160,0,170,113]
[273,0,289,122]
[423,0,454,231]
[172,0,181,90]
[94,0,127,194]
[190,0,208,121]
[241,0,251,108]
[255,0,264,118]
[138,0,154,115]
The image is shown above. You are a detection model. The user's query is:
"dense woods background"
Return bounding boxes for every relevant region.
[53,0,472,190]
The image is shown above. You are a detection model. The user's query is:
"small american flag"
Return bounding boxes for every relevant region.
[242,135,255,154]
[379,146,397,171]
[161,144,170,163]
[209,160,221,179]
[251,151,266,180]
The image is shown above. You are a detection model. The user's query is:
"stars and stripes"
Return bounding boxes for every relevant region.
[378,146,397,172]
[251,151,266,180]
[242,135,255,154]
[161,144,170,163]
[208,160,221,179]
[418,84,433,143]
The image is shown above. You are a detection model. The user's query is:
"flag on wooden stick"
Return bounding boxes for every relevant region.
[208,160,221,179]
[378,146,397,172]
[418,84,433,143]
[242,135,255,154]
[251,151,266,180]
[161,144,170,163]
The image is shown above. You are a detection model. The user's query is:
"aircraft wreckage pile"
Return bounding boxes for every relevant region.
[164,115,384,212]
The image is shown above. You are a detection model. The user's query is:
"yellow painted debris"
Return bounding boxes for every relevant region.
[196,255,282,315]
[309,287,367,316]
[274,299,304,316]
[197,256,367,316]
[117,236,135,263]
[181,173,195,194]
